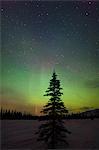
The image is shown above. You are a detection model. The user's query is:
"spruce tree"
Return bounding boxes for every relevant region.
[37,71,71,149]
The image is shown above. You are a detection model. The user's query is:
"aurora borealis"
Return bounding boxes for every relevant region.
[1,1,99,115]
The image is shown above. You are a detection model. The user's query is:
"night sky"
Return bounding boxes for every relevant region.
[1,1,99,114]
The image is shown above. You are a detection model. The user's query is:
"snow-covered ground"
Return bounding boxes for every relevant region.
[1,119,99,149]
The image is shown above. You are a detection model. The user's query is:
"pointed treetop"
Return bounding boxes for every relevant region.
[53,68,56,74]
[53,68,57,75]
[52,69,57,78]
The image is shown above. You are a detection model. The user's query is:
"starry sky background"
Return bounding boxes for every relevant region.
[1,1,99,115]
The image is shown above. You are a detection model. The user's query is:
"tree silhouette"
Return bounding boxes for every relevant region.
[0,108,38,120]
[37,71,71,149]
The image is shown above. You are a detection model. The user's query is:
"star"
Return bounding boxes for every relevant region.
[56,54,58,57]
[85,12,89,16]
[38,14,41,17]
[30,47,33,50]
[7,69,11,73]
[1,8,4,12]
[55,6,58,10]
[36,4,40,8]
[84,23,88,27]
[75,6,79,10]
[39,35,42,39]
[88,1,92,5]
[25,2,28,6]
[71,51,75,55]
[23,23,27,27]
[96,41,99,45]
[46,13,49,16]
[32,38,35,41]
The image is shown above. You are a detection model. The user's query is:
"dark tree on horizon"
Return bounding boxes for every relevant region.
[36,71,71,149]
[0,108,38,120]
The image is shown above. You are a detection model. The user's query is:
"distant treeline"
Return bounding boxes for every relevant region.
[0,108,39,120]
[38,109,99,120]
[65,112,99,120]
[38,112,99,120]
[0,108,99,120]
